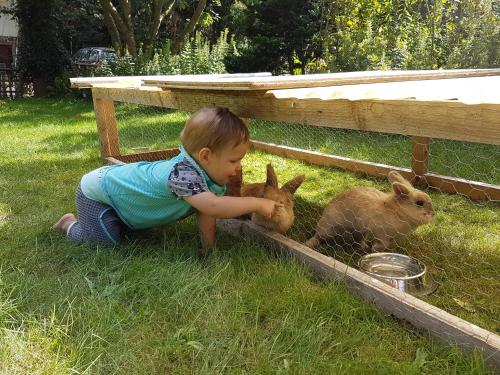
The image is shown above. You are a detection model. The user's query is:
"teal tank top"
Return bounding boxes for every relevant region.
[93,146,226,229]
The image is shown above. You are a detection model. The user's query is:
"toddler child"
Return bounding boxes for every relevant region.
[53,107,280,250]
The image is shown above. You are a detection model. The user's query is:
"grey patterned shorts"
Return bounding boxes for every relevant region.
[67,184,126,245]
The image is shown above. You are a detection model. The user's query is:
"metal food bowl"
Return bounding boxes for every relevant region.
[358,252,437,296]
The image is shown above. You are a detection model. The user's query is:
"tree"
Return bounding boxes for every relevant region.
[100,0,139,55]
[319,0,500,72]
[99,0,209,57]
[170,0,207,54]
[55,0,110,55]
[7,0,68,95]
[224,0,321,74]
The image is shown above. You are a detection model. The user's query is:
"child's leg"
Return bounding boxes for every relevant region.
[66,185,125,245]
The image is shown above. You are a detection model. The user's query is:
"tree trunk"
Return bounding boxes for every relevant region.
[171,0,207,54]
[100,0,137,57]
[118,0,137,56]
[144,0,175,58]
[32,78,47,97]
[100,0,122,52]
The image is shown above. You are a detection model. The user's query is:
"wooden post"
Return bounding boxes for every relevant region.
[93,97,120,159]
[411,136,430,183]
[226,117,249,197]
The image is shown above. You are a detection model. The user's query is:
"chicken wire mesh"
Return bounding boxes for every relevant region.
[112,103,499,335]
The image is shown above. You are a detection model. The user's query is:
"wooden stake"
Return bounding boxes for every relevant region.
[412,136,430,183]
[92,97,120,159]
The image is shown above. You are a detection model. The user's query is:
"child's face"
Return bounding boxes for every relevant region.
[202,142,248,185]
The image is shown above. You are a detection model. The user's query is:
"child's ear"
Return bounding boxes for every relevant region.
[198,147,212,164]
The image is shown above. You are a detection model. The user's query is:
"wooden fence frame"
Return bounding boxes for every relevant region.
[90,83,499,201]
[218,219,500,369]
[75,72,500,369]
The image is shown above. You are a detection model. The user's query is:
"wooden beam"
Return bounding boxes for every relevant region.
[104,156,125,165]
[250,140,414,180]
[218,219,500,370]
[250,141,500,201]
[142,69,500,91]
[92,97,120,159]
[423,173,500,201]
[91,87,500,145]
[116,148,180,163]
[70,73,273,89]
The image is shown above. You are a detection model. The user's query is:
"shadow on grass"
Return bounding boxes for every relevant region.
[0,98,94,127]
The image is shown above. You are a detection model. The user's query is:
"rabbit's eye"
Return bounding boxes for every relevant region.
[416,200,425,207]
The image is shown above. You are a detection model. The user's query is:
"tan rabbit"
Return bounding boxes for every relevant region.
[305,171,434,252]
[241,164,305,233]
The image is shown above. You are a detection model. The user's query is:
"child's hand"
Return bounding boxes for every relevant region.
[257,199,283,219]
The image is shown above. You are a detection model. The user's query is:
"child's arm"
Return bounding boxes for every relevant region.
[184,191,279,219]
[197,211,216,250]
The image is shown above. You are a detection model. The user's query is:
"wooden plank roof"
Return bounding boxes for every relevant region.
[268,76,500,104]
[140,69,500,91]
[70,69,500,90]
[69,73,272,89]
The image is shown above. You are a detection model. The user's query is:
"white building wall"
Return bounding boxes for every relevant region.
[0,0,18,37]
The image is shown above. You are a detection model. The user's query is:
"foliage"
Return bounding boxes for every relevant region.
[318,0,500,71]
[213,0,500,73]
[93,29,233,76]
[46,71,76,98]
[54,0,110,56]
[445,0,500,68]
[98,0,219,57]
[7,0,68,85]
[224,0,321,74]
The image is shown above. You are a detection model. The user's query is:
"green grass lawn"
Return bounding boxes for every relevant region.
[114,103,499,332]
[0,98,496,374]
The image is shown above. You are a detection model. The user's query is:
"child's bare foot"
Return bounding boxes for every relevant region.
[53,213,77,234]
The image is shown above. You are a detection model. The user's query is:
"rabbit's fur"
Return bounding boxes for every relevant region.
[241,164,305,233]
[305,171,434,252]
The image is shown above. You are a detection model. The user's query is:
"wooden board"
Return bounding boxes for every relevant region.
[142,69,500,91]
[218,219,500,370]
[269,76,500,105]
[117,149,180,163]
[70,73,272,89]
[104,156,125,165]
[250,141,500,201]
[250,140,414,179]
[91,86,500,145]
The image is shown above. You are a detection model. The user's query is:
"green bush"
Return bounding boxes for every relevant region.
[6,0,68,94]
[93,29,234,77]
[320,0,500,71]
[46,71,75,98]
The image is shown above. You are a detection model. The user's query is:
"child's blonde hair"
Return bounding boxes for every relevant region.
[180,107,249,154]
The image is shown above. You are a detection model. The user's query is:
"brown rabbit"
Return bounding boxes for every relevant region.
[305,171,434,252]
[241,164,305,233]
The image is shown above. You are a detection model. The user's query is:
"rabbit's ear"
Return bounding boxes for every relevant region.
[388,171,413,188]
[281,175,305,195]
[265,163,278,188]
[392,182,411,197]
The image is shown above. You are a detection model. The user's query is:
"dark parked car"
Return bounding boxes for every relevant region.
[72,47,116,68]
